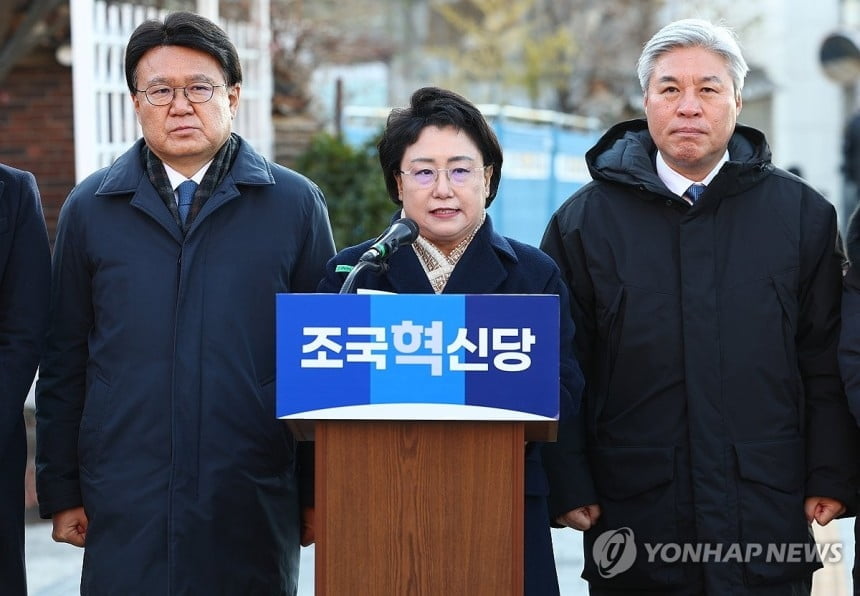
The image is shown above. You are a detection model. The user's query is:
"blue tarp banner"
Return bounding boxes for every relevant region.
[344,114,600,247]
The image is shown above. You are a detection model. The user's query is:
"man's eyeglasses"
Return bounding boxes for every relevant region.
[136,83,227,106]
[399,165,490,188]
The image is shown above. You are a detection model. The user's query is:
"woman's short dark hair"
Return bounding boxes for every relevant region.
[125,11,243,94]
[378,87,504,207]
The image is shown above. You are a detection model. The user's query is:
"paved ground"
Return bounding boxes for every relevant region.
[24,520,854,595]
[24,523,588,595]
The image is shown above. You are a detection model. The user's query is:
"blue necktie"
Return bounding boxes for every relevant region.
[177,180,198,225]
[685,183,705,203]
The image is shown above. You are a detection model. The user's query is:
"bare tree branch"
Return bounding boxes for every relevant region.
[0,0,66,83]
[0,2,15,43]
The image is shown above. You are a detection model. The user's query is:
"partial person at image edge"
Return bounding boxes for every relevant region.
[0,164,51,596]
[836,197,860,596]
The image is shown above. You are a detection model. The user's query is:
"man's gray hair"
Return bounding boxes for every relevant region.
[636,18,749,101]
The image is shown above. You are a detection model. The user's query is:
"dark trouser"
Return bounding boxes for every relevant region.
[854,515,860,595]
[0,418,27,596]
[524,494,560,596]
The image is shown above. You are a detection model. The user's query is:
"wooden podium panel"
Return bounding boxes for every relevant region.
[315,420,524,596]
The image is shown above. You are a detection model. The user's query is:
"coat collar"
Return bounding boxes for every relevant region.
[92,136,273,240]
[95,136,274,196]
[383,214,518,294]
[586,118,774,199]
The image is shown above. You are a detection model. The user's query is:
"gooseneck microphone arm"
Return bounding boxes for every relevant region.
[338,259,386,294]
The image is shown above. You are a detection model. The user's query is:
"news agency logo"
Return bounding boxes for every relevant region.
[592,527,843,578]
[593,527,637,578]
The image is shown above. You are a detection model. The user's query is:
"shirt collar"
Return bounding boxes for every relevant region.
[656,150,729,198]
[164,161,212,191]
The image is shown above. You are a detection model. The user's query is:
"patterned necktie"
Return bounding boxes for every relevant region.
[685,183,706,204]
[177,180,198,225]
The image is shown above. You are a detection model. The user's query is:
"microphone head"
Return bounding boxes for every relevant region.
[360,217,421,263]
[395,217,420,244]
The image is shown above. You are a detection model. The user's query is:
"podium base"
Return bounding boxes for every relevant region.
[315,420,524,595]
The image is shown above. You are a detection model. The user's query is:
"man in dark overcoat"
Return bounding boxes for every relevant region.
[35,13,334,595]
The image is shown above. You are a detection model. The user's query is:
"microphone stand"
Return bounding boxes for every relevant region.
[338,258,389,294]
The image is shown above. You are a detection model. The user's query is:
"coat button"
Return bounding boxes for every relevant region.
[665,199,673,207]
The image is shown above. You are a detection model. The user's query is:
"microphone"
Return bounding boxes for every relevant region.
[359,218,420,263]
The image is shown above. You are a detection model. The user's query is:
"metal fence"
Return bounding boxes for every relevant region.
[69,0,272,182]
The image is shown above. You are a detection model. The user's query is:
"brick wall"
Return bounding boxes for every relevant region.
[0,47,75,244]
[0,49,325,245]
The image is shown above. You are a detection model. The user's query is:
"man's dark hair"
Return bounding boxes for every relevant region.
[124,11,242,94]
[377,86,504,207]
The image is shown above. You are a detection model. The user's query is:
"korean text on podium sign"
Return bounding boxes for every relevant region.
[276,293,559,422]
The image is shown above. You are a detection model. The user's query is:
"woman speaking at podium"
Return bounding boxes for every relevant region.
[317,86,585,596]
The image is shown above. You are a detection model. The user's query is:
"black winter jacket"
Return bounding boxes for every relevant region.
[541,119,856,594]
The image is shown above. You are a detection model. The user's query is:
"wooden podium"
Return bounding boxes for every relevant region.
[276,293,560,596]
[315,420,524,595]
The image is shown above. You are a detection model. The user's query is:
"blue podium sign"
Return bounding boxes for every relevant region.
[276,293,559,421]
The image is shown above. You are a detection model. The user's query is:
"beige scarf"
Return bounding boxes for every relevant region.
[412,212,486,293]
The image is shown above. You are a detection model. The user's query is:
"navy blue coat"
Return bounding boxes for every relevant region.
[318,214,585,596]
[0,164,50,596]
[36,137,335,595]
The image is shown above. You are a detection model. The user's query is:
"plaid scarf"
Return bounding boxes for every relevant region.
[142,133,239,233]
[412,211,486,293]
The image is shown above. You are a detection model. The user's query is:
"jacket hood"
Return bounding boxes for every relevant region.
[585,118,774,197]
